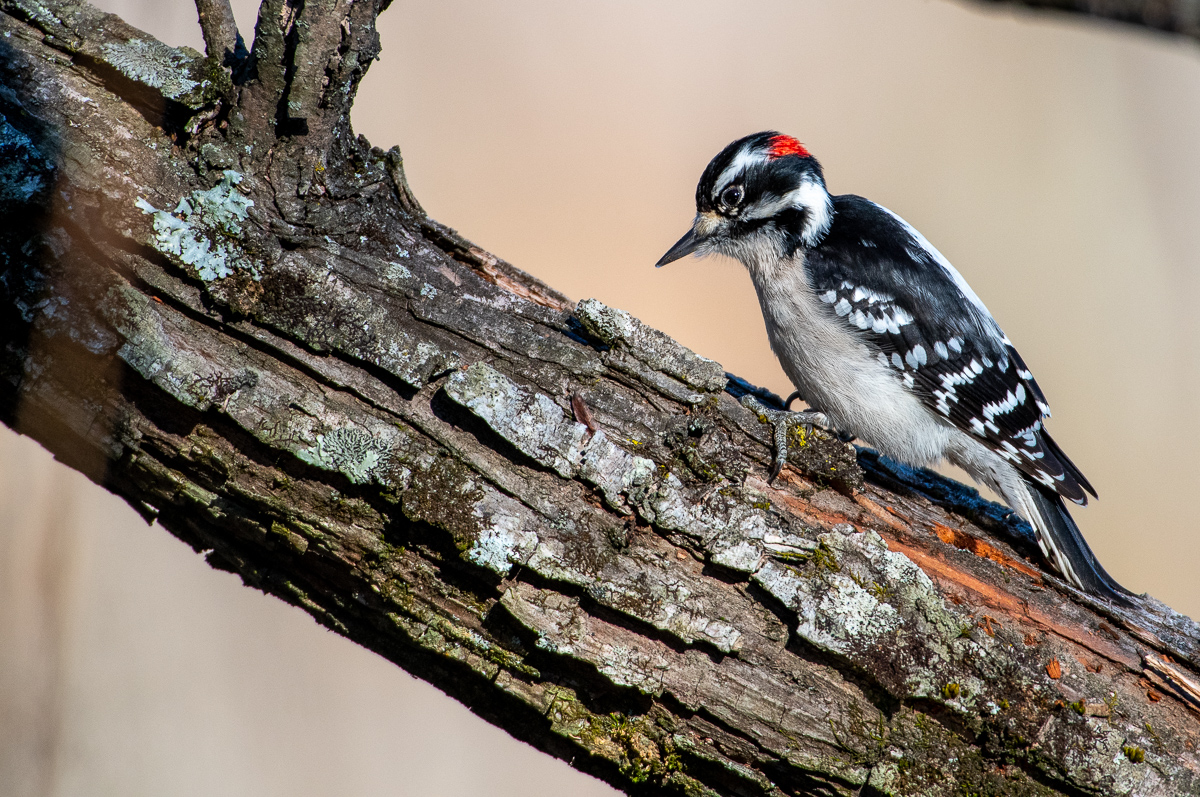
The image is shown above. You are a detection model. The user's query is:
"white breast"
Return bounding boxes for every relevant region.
[739,247,955,468]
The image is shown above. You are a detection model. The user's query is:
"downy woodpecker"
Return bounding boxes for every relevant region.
[657,131,1132,604]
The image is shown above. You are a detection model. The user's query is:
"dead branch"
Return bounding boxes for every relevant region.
[972,0,1200,42]
[194,0,245,66]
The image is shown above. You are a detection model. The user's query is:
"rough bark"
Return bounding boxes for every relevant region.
[1,1,1199,795]
[194,0,246,69]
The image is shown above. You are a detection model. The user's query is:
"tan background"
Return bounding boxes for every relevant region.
[2,0,1197,794]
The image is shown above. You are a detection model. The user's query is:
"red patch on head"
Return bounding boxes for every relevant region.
[767,135,811,159]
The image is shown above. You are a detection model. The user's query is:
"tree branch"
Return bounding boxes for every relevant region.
[971,0,1200,42]
[195,0,246,67]
[2,1,1200,795]
[237,0,390,144]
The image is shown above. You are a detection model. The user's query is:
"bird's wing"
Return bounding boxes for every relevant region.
[805,195,1094,503]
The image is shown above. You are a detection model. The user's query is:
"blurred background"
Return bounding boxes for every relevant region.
[2,0,1198,794]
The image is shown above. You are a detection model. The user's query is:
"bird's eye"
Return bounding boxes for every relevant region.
[720,185,744,209]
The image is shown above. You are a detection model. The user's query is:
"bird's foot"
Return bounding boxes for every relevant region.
[739,395,833,482]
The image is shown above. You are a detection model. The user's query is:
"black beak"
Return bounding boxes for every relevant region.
[655,227,703,268]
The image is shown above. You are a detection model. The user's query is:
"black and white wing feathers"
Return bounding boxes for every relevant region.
[806,195,1095,504]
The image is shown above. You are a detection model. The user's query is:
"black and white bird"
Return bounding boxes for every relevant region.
[657,131,1132,604]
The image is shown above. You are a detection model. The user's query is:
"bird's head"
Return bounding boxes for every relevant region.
[656,132,832,269]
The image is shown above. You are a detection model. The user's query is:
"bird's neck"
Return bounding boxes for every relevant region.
[737,236,807,287]
[796,184,834,247]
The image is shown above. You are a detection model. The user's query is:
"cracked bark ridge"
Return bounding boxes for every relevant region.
[2,1,1200,795]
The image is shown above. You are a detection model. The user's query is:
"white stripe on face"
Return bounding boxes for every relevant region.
[741,177,833,245]
[713,143,767,197]
[712,142,832,247]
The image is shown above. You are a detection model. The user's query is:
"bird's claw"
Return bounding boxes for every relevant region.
[739,395,831,482]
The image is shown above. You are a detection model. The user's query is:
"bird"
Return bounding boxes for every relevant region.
[656,131,1133,604]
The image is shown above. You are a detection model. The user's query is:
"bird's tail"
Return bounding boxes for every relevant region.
[1023,479,1135,605]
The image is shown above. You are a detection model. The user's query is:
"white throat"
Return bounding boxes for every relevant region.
[717,228,794,284]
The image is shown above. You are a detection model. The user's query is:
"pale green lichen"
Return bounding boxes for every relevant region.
[305,426,393,484]
[136,170,256,281]
[751,526,983,705]
[444,362,586,478]
[577,432,657,513]
[466,496,538,575]
[575,298,727,395]
[386,259,412,281]
[100,38,210,106]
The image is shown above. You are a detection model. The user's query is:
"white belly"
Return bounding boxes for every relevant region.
[748,257,955,468]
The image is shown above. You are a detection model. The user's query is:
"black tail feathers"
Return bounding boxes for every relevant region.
[1026,480,1136,606]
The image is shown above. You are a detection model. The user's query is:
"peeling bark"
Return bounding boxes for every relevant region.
[2,1,1199,795]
